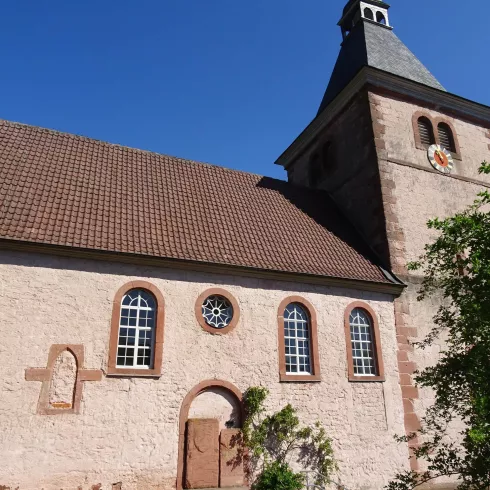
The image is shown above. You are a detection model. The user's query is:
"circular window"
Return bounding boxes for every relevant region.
[195,288,240,335]
[202,295,233,329]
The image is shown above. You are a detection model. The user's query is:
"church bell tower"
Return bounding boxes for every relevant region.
[275,0,490,472]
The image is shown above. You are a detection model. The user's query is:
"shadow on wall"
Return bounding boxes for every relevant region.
[0,244,386,301]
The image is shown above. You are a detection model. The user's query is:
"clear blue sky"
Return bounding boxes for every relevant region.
[1,0,488,180]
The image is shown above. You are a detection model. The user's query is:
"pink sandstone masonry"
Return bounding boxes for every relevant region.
[369,90,490,473]
[0,250,408,489]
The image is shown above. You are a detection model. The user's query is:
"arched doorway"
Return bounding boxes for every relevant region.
[177,380,245,490]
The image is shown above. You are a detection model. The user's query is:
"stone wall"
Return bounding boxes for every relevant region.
[288,90,390,267]
[0,250,408,489]
[370,90,490,472]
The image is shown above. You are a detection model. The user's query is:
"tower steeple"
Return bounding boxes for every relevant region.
[340,0,391,40]
[317,0,445,114]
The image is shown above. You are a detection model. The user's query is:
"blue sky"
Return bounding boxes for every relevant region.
[1,0,488,180]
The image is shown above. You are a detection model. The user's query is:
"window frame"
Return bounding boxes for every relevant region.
[195,288,240,336]
[277,296,321,383]
[412,111,461,160]
[107,281,165,377]
[344,302,385,382]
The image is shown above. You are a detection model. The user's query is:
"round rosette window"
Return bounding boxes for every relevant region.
[202,295,234,330]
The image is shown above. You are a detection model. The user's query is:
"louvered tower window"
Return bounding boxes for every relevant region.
[417,117,435,146]
[438,123,456,153]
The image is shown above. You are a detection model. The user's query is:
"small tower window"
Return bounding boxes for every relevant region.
[438,123,456,153]
[364,7,374,21]
[417,117,435,146]
[376,11,387,25]
[309,153,321,187]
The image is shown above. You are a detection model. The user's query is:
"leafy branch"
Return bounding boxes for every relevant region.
[242,387,337,490]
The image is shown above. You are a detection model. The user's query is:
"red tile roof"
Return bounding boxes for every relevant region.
[0,120,392,284]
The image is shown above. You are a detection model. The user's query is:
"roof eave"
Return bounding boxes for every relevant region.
[0,238,406,296]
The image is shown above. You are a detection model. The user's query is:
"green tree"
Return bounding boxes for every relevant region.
[242,386,337,490]
[388,162,490,489]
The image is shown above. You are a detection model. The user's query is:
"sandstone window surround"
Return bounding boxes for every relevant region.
[344,302,385,382]
[412,111,462,160]
[195,288,240,335]
[25,344,102,415]
[107,281,165,377]
[277,296,321,383]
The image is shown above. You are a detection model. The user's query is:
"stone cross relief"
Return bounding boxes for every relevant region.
[25,344,102,415]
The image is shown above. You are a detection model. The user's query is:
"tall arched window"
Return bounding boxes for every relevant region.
[364,7,374,20]
[108,281,165,377]
[278,297,321,382]
[417,116,435,146]
[284,303,311,374]
[349,308,377,376]
[117,289,156,368]
[438,122,456,153]
[344,302,384,382]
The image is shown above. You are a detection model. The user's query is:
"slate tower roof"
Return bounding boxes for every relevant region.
[318,0,445,114]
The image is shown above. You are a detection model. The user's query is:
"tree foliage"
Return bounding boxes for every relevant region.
[242,386,337,490]
[387,162,490,489]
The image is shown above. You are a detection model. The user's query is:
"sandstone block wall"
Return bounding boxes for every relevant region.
[370,91,490,471]
[0,250,408,489]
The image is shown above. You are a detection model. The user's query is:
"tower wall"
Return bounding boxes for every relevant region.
[369,90,490,472]
[288,90,391,267]
[285,85,490,476]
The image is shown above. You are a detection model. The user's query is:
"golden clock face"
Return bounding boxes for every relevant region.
[428,144,454,174]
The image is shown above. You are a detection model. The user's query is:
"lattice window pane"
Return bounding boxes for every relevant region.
[202,295,234,329]
[117,289,156,369]
[284,303,312,375]
[349,308,378,376]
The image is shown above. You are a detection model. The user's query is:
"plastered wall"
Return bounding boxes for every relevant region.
[0,250,409,490]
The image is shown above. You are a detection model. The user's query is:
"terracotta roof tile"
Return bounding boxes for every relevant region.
[0,119,392,284]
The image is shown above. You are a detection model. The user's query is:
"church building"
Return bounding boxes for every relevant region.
[1,1,489,489]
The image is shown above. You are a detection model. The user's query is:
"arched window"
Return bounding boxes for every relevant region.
[284,303,311,375]
[349,308,377,376]
[344,302,384,382]
[417,116,435,146]
[376,12,387,25]
[438,122,456,153]
[278,297,321,382]
[364,7,374,20]
[117,289,156,368]
[108,281,165,377]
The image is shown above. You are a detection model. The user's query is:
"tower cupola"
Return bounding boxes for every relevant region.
[315,0,445,114]
[339,0,391,39]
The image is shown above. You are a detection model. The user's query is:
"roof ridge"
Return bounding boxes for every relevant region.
[0,118,270,181]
